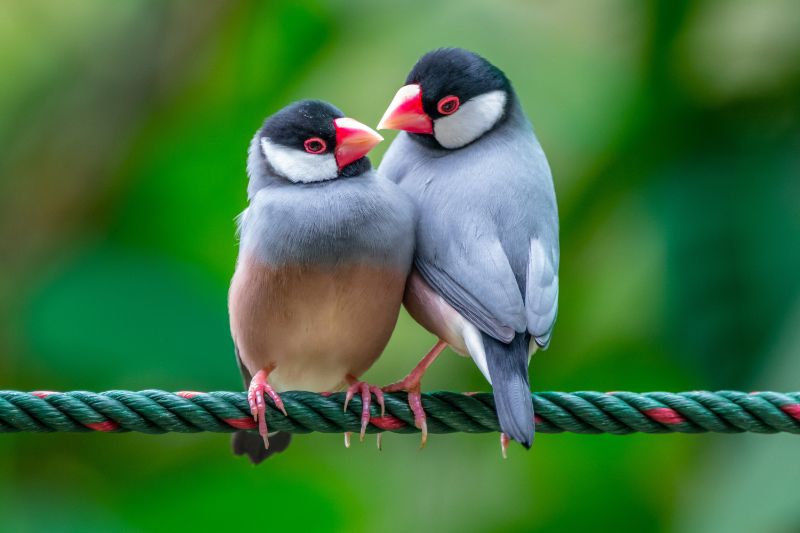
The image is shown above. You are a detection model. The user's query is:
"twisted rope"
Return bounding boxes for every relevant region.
[1,390,799,435]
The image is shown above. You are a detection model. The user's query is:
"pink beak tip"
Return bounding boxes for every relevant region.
[377,84,433,134]
[334,117,383,169]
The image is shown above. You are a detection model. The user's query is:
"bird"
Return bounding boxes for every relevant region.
[229,100,416,463]
[376,48,559,454]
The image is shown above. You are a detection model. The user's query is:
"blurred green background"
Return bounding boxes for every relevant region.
[1,0,799,531]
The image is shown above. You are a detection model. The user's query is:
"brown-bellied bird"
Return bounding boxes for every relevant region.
[229,100,416,463]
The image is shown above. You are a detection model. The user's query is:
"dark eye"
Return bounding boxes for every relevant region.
[437,95,460,115]
[304,137,327,154]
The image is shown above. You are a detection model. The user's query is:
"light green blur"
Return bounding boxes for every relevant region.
[1,1,799,531]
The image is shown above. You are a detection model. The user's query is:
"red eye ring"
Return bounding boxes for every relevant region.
[304,137,327,154]
[437,95,460,115]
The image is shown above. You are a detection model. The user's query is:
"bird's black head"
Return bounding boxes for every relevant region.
[378,48,513,150]
[250,100,382,185]
[262,100,340,158]
[407,48,511,121]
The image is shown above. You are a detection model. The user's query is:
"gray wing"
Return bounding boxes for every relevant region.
[381,136,523,340]
[525,237,559,348]
[416,236,526,343]
[382,130,558,346]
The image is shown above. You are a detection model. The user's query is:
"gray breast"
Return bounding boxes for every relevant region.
[238,171,416,269]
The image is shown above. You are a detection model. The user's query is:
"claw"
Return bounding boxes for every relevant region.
[247,367,283,450]
[408,387,427,448]
[266,387,287,417]
[343,386,356,412]
[343,378,386,445]
[500,433,510,459]
[372,386,386,417]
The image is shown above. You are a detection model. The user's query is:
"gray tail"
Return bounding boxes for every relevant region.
[484,332,534,448]
[231,431,292,464]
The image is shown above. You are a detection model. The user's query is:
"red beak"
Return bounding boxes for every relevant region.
[334,117,383,169]
[377,84,433,134]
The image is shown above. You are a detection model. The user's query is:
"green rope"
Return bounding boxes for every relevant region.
[1,390,799,435]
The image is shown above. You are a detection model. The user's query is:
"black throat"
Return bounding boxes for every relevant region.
[339,156,372,178]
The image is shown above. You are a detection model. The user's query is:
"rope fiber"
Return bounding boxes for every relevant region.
[2,390,800,436]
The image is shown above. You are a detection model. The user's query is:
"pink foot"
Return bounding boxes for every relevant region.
[383,379,427,446]
[382,340,447,448]
[247,368,287,449]
[343,377,385,444]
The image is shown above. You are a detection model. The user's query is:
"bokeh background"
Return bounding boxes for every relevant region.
[1,0,799,531]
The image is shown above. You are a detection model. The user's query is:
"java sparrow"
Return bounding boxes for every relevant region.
[229,100,416,463]
[377,49,559,452]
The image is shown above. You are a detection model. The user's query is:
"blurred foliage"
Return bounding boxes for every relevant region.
[1,0,799,531]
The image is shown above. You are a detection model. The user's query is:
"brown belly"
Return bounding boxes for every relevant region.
[229,256,406,392]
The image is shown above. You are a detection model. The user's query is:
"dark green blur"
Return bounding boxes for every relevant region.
[1,1,799,531]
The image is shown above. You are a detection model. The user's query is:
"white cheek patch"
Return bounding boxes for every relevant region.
[260,138,338,183]
[433,90,507,149]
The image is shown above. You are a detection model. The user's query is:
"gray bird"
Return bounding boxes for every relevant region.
[229,100,416,463]
[377,48,559,452]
